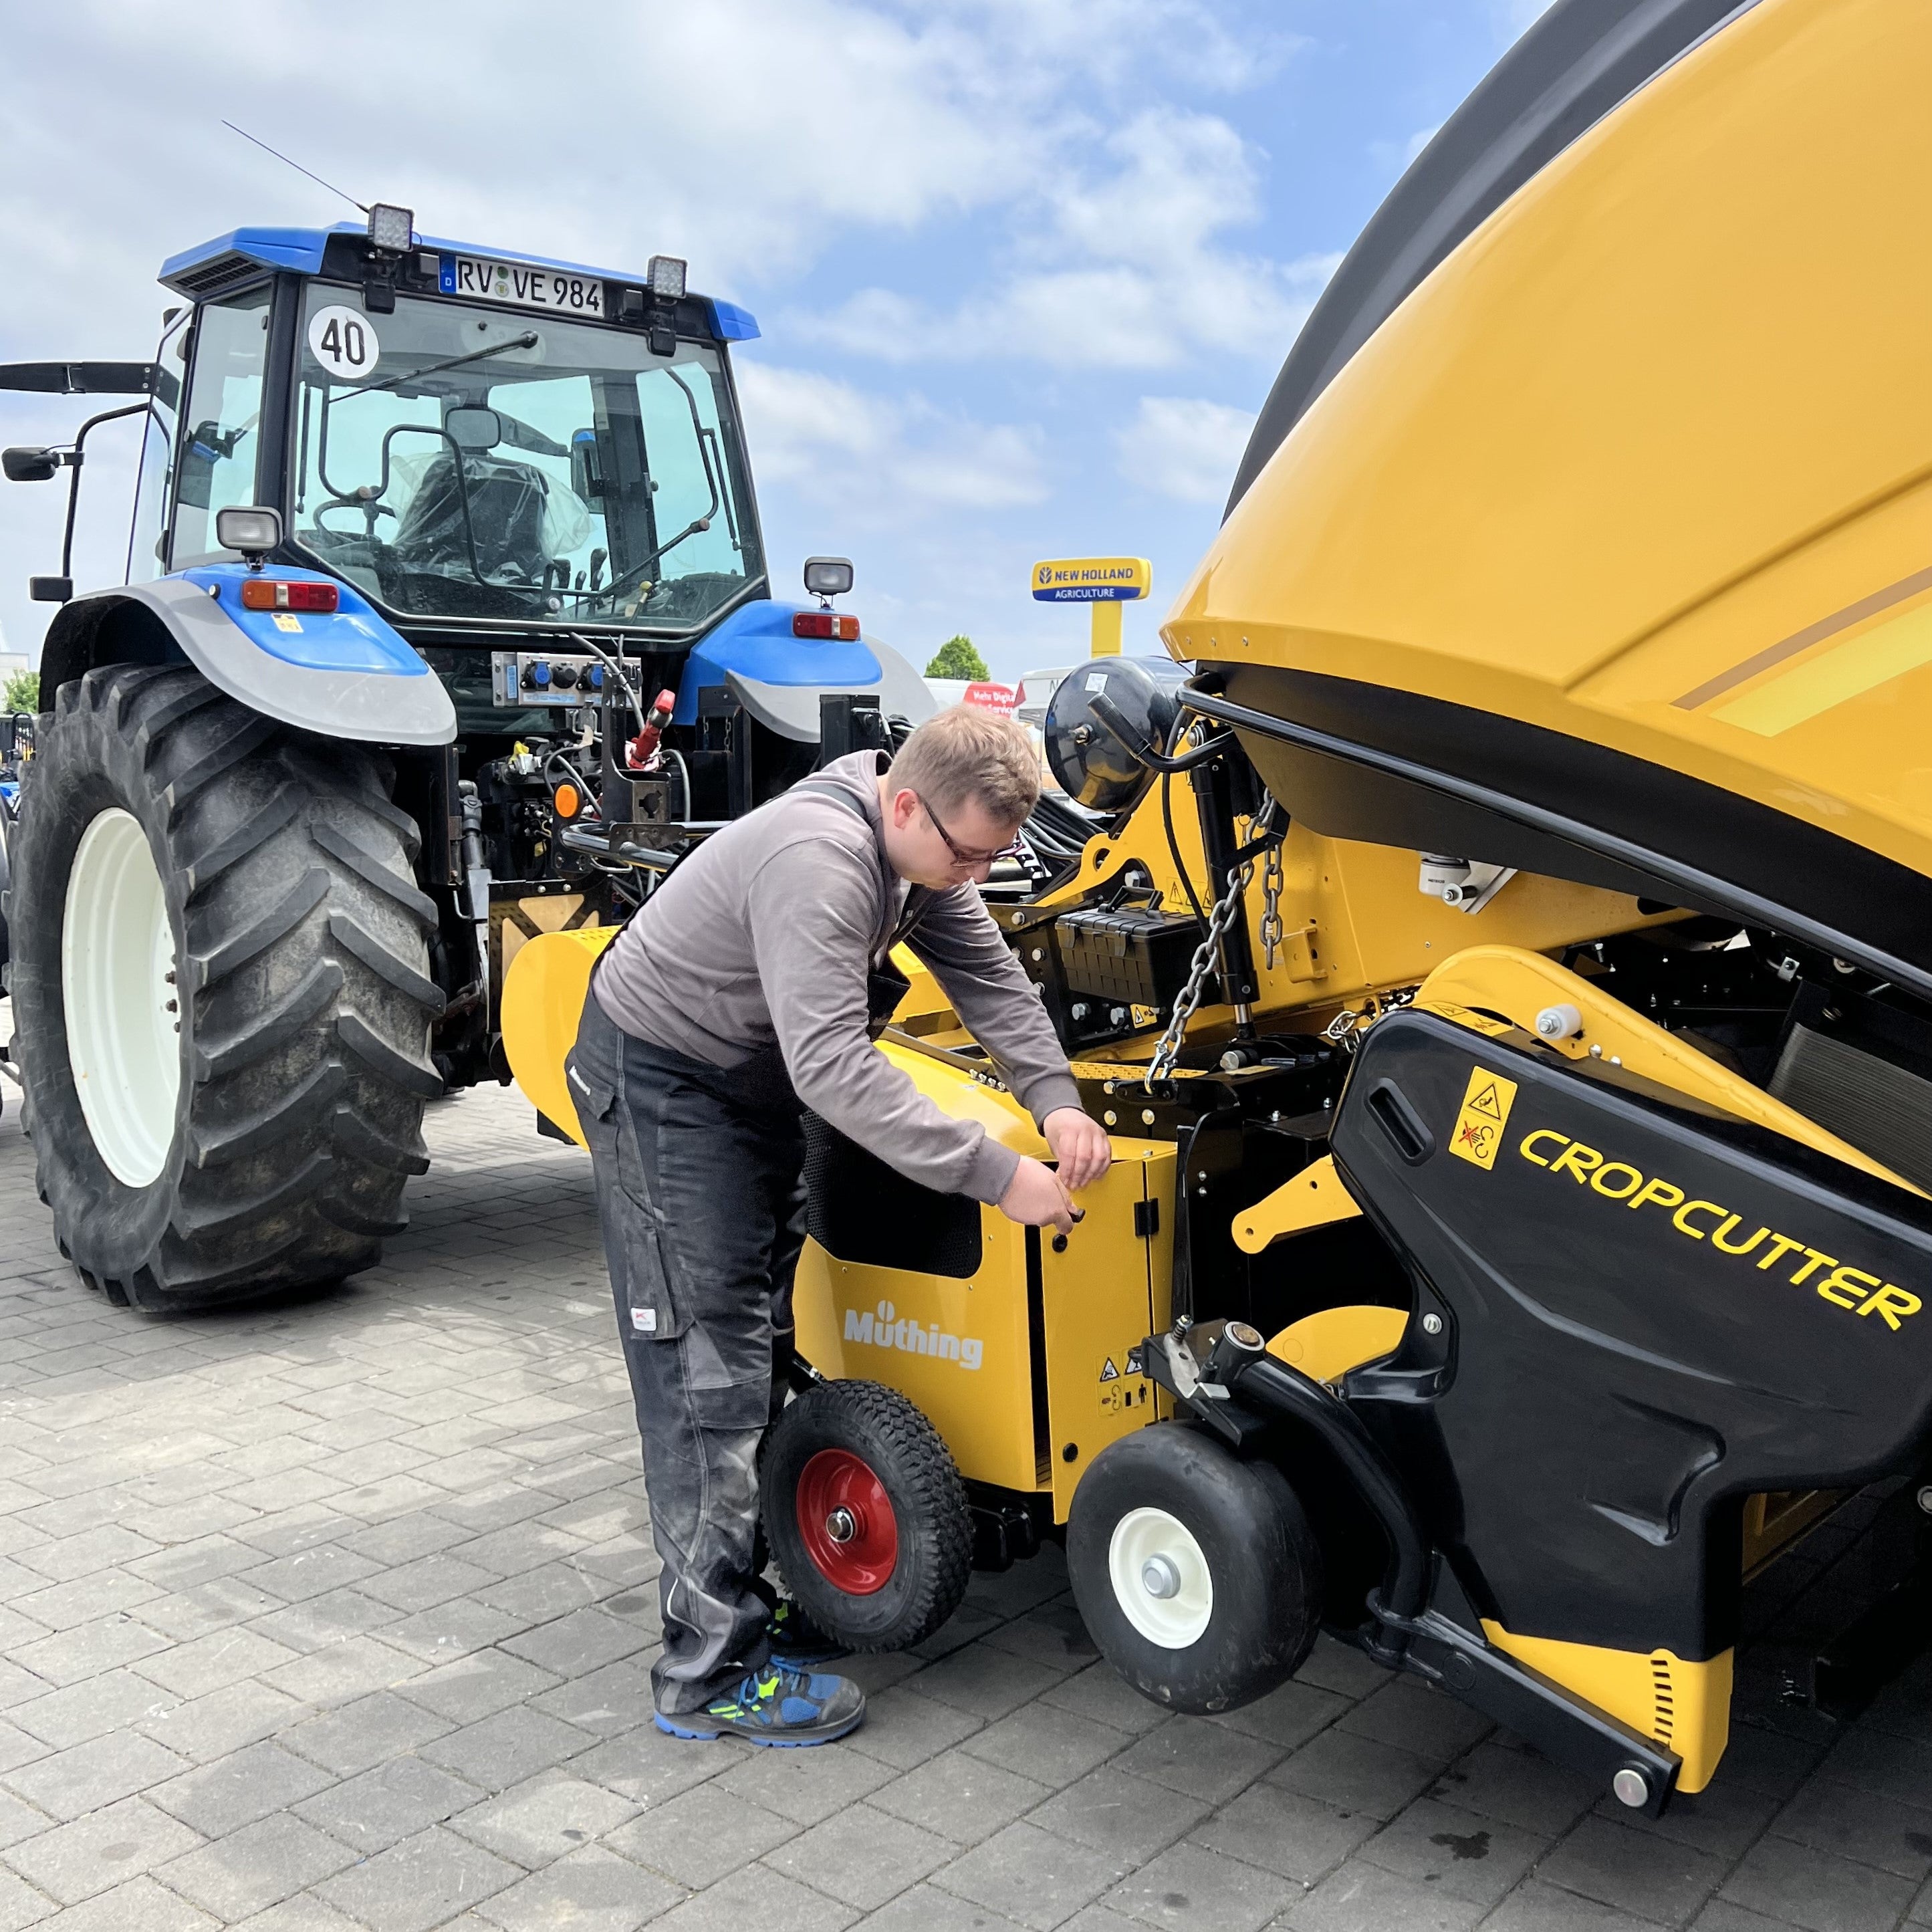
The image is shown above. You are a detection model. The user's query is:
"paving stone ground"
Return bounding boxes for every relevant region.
[1,1017,1929,1931]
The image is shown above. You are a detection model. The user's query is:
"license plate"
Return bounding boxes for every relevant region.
[445,255,605,318]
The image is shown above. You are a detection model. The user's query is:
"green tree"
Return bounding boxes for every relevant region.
[925,635,989,681]
[2,670,37,715]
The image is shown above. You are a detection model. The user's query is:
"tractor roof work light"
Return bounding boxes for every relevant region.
[366,203,414,253]
[215,505,282,569]
[647,255,687,301]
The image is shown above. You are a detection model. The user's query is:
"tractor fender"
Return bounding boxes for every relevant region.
[39,570,456,746]
[673,599,937,738]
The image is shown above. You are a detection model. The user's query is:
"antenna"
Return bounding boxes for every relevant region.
[221,121,369,214]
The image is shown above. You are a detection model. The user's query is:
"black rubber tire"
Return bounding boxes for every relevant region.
[0,783,15,978]
[1067,1422,1325,1715]
[7,665,441,1311]
[762,1379,973,1652]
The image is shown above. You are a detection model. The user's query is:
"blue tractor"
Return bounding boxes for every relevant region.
[0,209,936,1310]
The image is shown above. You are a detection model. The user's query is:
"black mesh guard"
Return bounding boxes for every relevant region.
[802,1110,983,1280]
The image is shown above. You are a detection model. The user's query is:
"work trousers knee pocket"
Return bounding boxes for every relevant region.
[572,1060,688,1348]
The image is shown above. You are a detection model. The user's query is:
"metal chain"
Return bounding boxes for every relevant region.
[1322,1007,1364,1051]
[1143,796,1285,1086]
[1144,858,1254,1084]
[1259,839,1284,970]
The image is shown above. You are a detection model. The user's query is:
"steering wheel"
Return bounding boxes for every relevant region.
[315,499,398,537]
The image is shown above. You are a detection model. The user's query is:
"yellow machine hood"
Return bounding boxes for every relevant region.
[1171,0,1932,995]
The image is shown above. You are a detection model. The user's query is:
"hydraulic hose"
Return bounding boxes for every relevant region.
[1232,1353,1431,1622]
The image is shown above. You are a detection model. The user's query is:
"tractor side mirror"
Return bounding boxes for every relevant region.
[215,505,282,562]
[803,556,854,601]
[29,576,72,604]
[445,406,502,453]
[3,447,60,483]
[570,429,602,503]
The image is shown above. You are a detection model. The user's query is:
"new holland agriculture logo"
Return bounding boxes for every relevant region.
[843,1300,985,1370]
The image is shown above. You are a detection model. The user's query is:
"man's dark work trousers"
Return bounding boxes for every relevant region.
[567,987,805,1715]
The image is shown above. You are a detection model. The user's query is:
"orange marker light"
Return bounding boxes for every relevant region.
[240,579,340,612]
[552,783,582,821]
[792,610,859,640]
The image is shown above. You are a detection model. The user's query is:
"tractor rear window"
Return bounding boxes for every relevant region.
[171,288,271,569]
[288,287,761,631]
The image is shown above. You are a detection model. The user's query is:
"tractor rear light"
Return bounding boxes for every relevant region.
[552,782,582,821]
[794,611,859,641]
[240,579,339,613]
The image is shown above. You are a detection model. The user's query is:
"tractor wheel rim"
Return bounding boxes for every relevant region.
[1108,1506,1213,1648]
[796,1448,898,1595]
[62,808,180,1189]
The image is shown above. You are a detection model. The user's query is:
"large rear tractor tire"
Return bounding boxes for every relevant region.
[6,665,442,1311]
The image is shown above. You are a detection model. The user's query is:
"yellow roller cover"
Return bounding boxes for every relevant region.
[1171,0,1932,882]
[500,926,620,1147]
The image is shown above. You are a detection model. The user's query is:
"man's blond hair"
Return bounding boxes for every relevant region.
[887,705,1040,828]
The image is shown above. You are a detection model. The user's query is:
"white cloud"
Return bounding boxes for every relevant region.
[1114,395,1255,503]
[800,109,1338,371]
[736,364,1048,523]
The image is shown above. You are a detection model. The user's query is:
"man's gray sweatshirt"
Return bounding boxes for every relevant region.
[591,751,1082,1205]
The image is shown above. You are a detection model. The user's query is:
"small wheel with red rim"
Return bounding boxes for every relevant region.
[762,1380,972,1651]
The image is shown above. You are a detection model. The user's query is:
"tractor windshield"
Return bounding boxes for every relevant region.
[288,286,761,630]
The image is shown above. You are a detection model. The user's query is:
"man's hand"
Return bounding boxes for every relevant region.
[998,1157,1076,1235]
[1044,1108,1112,1192]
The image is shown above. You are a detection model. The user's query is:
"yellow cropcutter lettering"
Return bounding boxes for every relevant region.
[1512,1130,1921,1332]
[1673,1200,1727,1239]
[1551,1142,1603,1183]
[1861,1284,1922,1330]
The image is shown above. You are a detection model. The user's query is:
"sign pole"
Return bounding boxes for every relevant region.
[1090,601,1123,658]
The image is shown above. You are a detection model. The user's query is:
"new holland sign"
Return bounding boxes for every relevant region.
[1031,558,1153,604]
[1030,556,1151,656]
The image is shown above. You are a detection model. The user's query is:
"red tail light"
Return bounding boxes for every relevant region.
[241,578,340,613]
[794,610,858,640]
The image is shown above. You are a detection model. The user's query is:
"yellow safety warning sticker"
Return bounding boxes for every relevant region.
[1427,1000,1514,1038]
[1449,1065,1518,1171]
[1099,1357,1119,1382]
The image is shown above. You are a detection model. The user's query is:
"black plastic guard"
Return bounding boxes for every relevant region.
[1330,1010,1932,1661]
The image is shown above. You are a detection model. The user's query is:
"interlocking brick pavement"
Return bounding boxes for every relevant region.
[0,1011,1929,1931]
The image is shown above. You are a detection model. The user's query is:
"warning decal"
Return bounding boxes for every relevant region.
[1448,1065,1518,1171]
[1098,1358,1120,1382]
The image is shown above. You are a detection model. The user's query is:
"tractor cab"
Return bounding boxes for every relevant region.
[156,227,763,728]
[0,207,936,1314]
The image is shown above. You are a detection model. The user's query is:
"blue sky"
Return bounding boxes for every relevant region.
[0,0,1547,685]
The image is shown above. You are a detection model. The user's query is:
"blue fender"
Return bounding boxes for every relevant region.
[675,598,936,741]
[38,568,455,746]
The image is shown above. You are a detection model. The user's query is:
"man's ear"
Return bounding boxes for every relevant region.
[887,787,920,830]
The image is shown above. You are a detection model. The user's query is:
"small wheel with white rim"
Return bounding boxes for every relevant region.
[1068,1421,1324,1714]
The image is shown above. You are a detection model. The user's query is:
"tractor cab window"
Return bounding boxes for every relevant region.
[170,288,271,568]
[127,308,188,581]
[289,286,761,630]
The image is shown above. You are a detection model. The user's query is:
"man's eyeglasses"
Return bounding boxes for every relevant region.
[917,794,1025,868]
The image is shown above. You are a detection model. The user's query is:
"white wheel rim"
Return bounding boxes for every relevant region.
[1108,1506,1213,1649]
[62,808,180,1187]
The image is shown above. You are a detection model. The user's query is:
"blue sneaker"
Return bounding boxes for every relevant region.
[767,1598,845,1667]
[654,1664,865,1747]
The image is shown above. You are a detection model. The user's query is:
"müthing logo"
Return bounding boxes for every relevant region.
[844,1300,984,1370]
